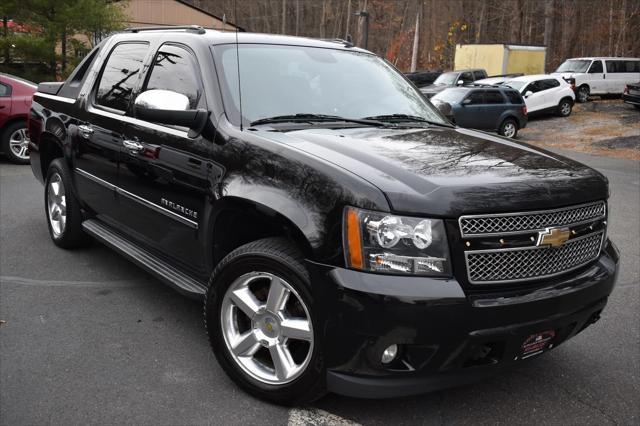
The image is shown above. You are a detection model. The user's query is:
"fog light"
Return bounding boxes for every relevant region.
[381,344,398,364]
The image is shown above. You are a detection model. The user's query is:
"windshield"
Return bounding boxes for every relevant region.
[555,59,591,73]
[214,44,445,127]
[431,88,467,103]
[433,72,458,86]
[504,81,527,92]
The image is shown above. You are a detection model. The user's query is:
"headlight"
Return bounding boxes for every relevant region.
[343,206,451,276]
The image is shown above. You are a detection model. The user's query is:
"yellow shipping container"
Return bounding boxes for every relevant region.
[454,44,547,75]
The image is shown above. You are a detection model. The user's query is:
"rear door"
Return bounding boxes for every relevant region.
[117,43,214,273]
[75,42,150,220]
[0,80,11,127]
[482,90,508,130]
[539,78,562,108]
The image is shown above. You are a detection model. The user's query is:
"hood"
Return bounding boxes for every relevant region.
[256,126,608,217]
[420,84,448,96]
[552,72,581,79]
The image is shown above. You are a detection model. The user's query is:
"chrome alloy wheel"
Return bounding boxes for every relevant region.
[221,272,313,385]
[9,127,30,160]
[502,122,516,138]
[47,173,67,237]
[560,102,571,116]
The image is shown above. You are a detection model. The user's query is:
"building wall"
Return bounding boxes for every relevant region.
[124,0,236,30]
[454,44,505,75]
[505,48,546,75]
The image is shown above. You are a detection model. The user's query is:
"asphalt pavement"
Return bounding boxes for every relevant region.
[1,150,638,425]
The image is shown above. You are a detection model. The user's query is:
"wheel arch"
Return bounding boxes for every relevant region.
[0,115,28,135]
[210,196,317,269]
[38,132,67,181]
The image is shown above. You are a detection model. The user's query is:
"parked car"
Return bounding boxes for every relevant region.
[431,86,527,138]
[553,57,640,103]
[0,73,37,164]
[622,82,640,109]
[28,27,618,405]
[504,75,575,117]
[473,73,524,86]
[404,70,441,88]
[420,68,488,98]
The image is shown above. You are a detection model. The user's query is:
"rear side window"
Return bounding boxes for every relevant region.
[484,90,505,104]
[143,45,201,109]
[95,43,149,112]
[0,82,11,97]
[465,91,484,105]
[505,90,524,104]
[606,60,640,73]
[588,60,603,73]
[540,79,560,90]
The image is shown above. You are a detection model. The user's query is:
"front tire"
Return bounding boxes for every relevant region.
[577,85,589,103]
[45,158,91,248]
[1,121,30,164]
[498,118,518,138]
[557,99,573,117]
[204,238,326,405]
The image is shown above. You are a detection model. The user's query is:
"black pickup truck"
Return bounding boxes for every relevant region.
[28,26,619,405]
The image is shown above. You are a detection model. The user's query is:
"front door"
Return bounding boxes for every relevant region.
[523,81,546,113]
[586,60,605,93]
[116,43,215,274]
[457,90,485,128]
[75,42,150,222]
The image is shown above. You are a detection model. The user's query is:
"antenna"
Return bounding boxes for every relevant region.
[234,0,243,131]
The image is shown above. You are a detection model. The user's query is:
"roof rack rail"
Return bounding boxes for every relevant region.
[124,25,206,35]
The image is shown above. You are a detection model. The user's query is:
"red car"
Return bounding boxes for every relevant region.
[1,73,37,164]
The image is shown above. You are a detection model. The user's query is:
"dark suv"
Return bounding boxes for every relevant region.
[431,86,528,138]
[28,27,618,405]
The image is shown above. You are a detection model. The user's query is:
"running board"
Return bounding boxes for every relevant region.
[82,219,207,299]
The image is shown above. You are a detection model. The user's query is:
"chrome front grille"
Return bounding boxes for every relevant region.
[459,201,606,237]
[465,231,604,284]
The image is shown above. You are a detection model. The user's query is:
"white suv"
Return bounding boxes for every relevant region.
[553,57,640,102]
[503,75,575,117]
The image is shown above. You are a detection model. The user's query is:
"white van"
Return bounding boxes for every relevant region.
[553,57,640,102]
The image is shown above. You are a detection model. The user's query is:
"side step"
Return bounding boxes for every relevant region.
[82,219,207,299]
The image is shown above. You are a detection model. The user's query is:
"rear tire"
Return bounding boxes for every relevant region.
[577,85,589,103]
[44,158,91,248]
[557,99,573,117]
[498,118,518,138]
[1,121,30,164]
[204,238,326,406]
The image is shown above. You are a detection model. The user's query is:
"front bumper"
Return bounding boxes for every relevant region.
[308,239,619,399]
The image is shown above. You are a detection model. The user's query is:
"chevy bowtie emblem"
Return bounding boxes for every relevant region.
[537,227,571,248]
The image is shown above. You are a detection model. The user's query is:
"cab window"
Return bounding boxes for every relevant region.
[588,60,603,73]
[460,72,473,84]
[95,42,149,112]
[143,45,202,109]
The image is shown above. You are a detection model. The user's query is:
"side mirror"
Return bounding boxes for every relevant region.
[524,90,533,98]
[134,89,210,138]
[433,100,452,116]
[457,80,464,86]
[461,98,472,106]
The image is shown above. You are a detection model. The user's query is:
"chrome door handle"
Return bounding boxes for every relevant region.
[78,124,94,138]
[123,139,144,153]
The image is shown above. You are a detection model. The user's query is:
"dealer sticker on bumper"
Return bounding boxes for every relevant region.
[521,330,556,359]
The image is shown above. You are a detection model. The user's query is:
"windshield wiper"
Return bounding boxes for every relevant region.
[250,113,389,127]
[362,114,453,127]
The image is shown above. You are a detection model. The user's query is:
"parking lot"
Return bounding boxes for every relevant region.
[1,100,639,424]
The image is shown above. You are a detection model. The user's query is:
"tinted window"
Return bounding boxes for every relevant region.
[460,72,473,84]
[605,60,640,73]
[505,90,524,104]
[588,60,603,73]
[524,81,542,93]
[484,90,505,104]
[0,82,11,97]
[144,45,201,109]
[95,43,149,111]
[472,71,485,80]
[465,91,484,105]
[539,79,560,90]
